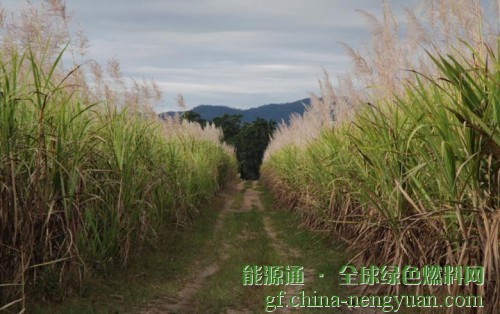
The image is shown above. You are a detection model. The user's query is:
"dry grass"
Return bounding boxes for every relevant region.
[264,0,497,157]
[0,1,236,312]
[262,0,499,312]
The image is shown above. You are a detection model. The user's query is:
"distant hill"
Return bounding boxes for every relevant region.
[159,98,310,124]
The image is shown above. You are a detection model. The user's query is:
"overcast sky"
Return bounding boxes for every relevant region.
[1,0,421,111]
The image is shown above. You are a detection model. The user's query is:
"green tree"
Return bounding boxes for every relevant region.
[211,114,276,179]
[212,114,242,145]
[234,118,276,180]
[181,110,207,128]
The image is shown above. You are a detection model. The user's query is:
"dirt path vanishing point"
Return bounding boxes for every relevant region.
[138,181,315,314]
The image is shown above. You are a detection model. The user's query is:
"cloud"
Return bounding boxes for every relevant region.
[1,0,418,111]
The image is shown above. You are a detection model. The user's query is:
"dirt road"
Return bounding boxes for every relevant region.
[139,181,318,314]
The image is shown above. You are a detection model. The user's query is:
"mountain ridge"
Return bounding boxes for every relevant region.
[159,98,310,124]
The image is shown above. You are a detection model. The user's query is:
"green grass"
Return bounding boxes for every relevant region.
[0,46,237,311]
[28,182,360,313]
[244,180,254,189]
[230,186,246,209]
[192,184,351,314]
[258,186,349,313]
[260,42,499,309]
[193,209,282,313]
[29,190,228,314]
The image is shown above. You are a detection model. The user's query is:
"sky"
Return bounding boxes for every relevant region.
[1,0,420,112]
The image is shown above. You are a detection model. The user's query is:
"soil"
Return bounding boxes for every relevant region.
[139,181,313,314]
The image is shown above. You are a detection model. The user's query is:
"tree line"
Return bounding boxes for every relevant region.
[181,111,276,180]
